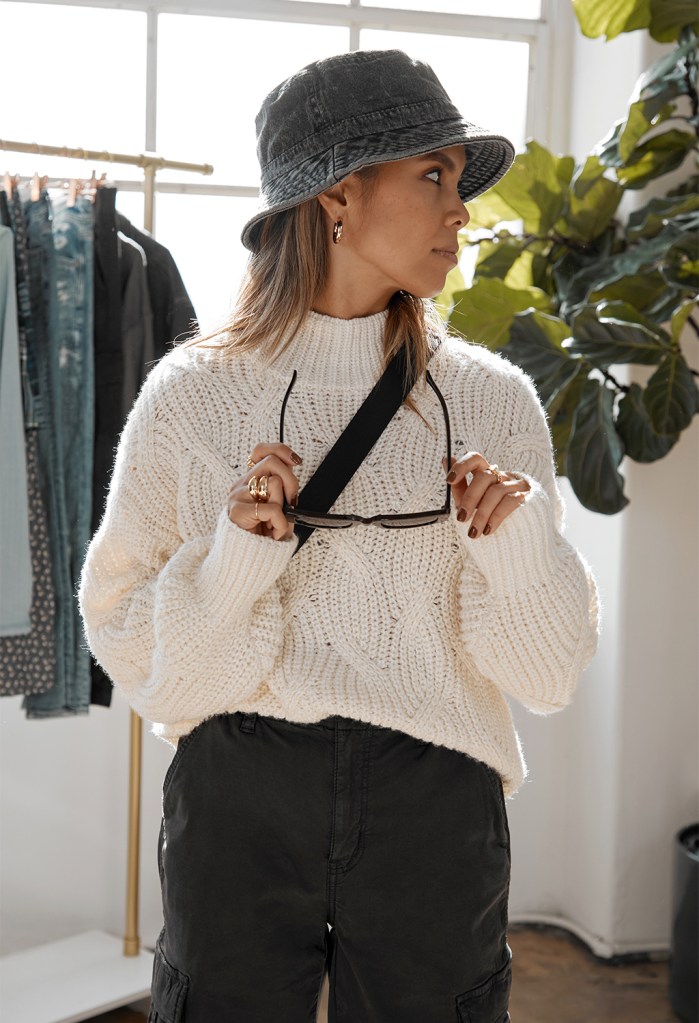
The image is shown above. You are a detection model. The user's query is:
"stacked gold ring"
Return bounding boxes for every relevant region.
[247,456,257,469]
[487,464,507,484]
[248,475,270,501]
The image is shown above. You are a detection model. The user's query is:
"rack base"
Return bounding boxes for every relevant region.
[0,929,153,1023]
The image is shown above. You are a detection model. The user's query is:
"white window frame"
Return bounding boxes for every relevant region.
[17,0,571,224]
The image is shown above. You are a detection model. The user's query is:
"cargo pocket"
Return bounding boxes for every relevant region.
[147,929,190,1022]
[482,764,511,854]
[455,943,512,1023]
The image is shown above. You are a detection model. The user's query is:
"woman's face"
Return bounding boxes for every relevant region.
[345,144,470,299]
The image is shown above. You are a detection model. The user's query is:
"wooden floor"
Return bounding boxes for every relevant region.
[86,923,679,1022]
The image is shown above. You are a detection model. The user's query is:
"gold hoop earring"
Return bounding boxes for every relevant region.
[333,219,344,244]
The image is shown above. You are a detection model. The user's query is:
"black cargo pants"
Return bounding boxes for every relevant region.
[147,711,512,1022]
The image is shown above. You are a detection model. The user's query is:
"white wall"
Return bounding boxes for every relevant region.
[0,694,170,955]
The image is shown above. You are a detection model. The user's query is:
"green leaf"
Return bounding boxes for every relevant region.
[565,378,629,514]
[668,172,699,197]
[504,310,582,407]
[644,350,699,433]
[560,156,623,241]
[447,278,553,349]
[596,119,626,167]
[627,192,699,239]
[645,285,691,323]
[661,231,699,289]
[670,298,698,340]
[462,193,519,230]
[616,130,698,189]
[594,299,672,338]
[588,271,669,312]
[505,248,551,292]
[633,35,698,99]
[570,305,672,367]
[475,238,528,280]
[616,383,679,461]
[572,0,650,40]
[619,98,675,162]
[487,141,574,234]
[561,220,688,315]
[649,0,699,43]
[550,371,589,476]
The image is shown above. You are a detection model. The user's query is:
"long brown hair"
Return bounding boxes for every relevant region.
[176,165,447,419]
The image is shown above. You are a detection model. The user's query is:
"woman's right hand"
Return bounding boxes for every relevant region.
[227,443,303,542]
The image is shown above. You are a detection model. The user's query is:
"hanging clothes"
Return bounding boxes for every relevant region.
[119,231,155,418]
[116,212,197,360]
[0,224,32,635]
[0,176,198,714]
[21,191,94,716]
[90,197,198,709]
[23,192,95,716]
[0,194,58,696]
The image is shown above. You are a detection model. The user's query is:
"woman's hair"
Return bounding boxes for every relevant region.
[176,164,447,419]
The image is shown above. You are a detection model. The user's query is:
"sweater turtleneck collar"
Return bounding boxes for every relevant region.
[260,308,389,391]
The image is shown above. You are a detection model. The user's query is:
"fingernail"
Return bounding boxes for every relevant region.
[457,508,466,522]
[446,470,456,483]
[483,524,491,535]
[468,525,478,538]
[291,451,303,464]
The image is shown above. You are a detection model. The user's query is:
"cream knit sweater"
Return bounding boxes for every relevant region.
[78,309,601,797]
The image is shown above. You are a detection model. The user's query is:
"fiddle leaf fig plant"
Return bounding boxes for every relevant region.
[438,1,699,514]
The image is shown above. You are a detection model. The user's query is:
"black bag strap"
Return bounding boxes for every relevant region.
[288,336,442,555]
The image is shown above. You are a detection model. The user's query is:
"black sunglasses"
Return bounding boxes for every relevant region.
[279,369,452,529]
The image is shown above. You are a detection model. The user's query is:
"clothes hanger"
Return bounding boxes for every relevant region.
[2,171,20,197]
[31,172,48,202]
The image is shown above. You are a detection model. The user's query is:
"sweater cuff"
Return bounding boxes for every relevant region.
[454,473,559,596]
[199,506,298,607]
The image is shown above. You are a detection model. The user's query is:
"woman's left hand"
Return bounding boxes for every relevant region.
[442,452,531,538]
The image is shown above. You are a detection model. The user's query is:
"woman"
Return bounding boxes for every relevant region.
[79,49,600,1023]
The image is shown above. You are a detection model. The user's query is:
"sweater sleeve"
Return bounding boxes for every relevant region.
[455,362,601,713]
[78,363,298,728]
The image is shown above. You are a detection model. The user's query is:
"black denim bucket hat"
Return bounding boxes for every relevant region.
[241,48,516,251]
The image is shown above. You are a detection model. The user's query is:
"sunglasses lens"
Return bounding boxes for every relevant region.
[382,515,439,528]
[294,514,353,529]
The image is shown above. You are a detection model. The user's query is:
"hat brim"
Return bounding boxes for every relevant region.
[240,120,515,251]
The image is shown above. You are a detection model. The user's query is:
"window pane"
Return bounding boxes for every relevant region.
[360,0,541,15]
[153,194,260,331]
[114,191,147,233]
[360,31,529,153]
[0,3,147,182]
[157,16,348,185]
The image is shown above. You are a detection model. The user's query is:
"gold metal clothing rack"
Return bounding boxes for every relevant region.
[1,138,213,962]
[1,139,213,229]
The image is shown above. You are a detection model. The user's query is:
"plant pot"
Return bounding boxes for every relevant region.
[669,822,699,1023]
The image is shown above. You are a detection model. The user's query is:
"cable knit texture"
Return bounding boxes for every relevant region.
[78,309,601,797]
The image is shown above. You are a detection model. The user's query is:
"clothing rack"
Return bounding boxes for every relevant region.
[0,138,213,1023]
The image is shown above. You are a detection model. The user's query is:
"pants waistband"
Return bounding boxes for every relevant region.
[238,712,377,732]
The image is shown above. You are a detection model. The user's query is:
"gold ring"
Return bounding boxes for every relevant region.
[257,475,269,501]
[248,475,259,498]
[255,501,259,520]
[247,456,256,469]
[488,464,507,484]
